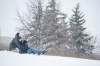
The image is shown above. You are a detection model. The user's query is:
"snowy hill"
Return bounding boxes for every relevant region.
[0,51,100,66]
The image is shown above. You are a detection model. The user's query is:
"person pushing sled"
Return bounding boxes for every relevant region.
[9,33,47,55]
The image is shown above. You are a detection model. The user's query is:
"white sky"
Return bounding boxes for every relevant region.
[0,0,100,38]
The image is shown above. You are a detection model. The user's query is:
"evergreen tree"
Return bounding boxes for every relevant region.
[43,0,68,50]
[69,3,94,54]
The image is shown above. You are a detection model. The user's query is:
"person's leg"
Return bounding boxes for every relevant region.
[33,49,46,55]
[27,49,30,54]
[9,44,16,51]
[27,48,35,54]
[32,49,47,55]
[27,48,41,55]
[27,48,47,55]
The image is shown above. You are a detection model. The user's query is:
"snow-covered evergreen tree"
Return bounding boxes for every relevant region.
[69,3,94,54]
[42,0,68,50]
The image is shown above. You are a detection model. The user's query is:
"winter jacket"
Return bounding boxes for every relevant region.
[9,34,21,51]
[19,44,30,53]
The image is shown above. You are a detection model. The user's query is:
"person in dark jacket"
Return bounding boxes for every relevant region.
[9,33,21,51]
[19,40,47,55]
[19,40,29,53]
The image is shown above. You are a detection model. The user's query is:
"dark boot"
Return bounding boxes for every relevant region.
[42,50,47,54]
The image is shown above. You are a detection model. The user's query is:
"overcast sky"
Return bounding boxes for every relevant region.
[0,0,100,38]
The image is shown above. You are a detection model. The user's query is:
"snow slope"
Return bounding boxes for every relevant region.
[0,51,100,66]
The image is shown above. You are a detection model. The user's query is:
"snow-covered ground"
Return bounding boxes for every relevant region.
[0,51,100,66]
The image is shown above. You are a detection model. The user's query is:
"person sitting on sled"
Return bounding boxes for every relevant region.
[19,40,47,55]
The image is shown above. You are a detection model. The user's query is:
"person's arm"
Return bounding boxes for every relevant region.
[15,37,20,48]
